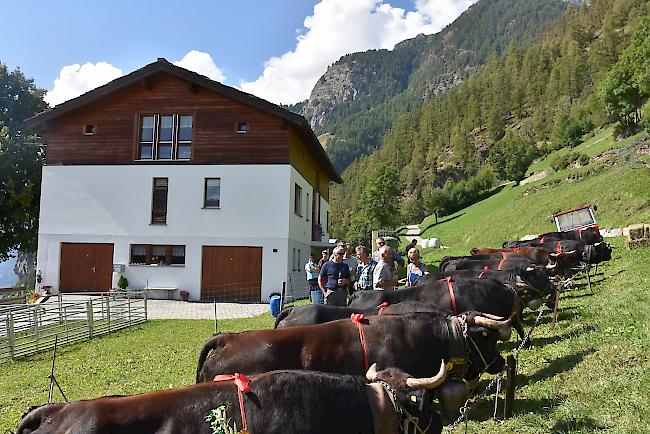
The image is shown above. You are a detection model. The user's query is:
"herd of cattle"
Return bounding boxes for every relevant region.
[15,227,611,434]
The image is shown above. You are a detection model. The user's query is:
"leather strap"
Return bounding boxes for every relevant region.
[351,314,369,372]
[441,276,457,315]
[497,252,507,271]
[366,383,399,434]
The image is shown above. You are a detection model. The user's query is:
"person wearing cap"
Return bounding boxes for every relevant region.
[318,246,350,306]
[371,237,405,272]
[317,249,329,272]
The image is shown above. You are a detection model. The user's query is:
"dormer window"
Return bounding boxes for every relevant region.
[237,122,249,134]
[138,114,192,160]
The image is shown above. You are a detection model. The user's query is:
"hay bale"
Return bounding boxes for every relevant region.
[627,224,645,240]
[627,238,650,250]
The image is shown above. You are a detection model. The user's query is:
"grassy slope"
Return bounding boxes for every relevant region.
[1,132,649,432]
[419,130,650,264]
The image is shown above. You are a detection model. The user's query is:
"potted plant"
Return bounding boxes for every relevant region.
[180,289,190,302]
[117,275,128,290]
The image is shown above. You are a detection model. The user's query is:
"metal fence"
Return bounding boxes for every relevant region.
[0,291,147,364]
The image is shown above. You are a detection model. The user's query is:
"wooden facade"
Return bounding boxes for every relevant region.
[29,59,341,189]
[44,74,291,167]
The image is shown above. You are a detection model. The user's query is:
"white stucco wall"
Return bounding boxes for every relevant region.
[37,164,333,302]
[37,164,296,301]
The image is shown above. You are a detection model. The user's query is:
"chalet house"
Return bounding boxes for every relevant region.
[26,59,341,302]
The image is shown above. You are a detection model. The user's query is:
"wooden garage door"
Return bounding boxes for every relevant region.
[59,243,114,292]
[201,246,262,302]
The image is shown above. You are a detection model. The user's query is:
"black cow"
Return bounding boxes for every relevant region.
[196,311,510,385]
[507,239,612,266]
[538,226,603,244]
[431,268,553,310]
[346,277,523,338]
[470,247,551,265]
[275,301,443,328]
[17,364,446,434]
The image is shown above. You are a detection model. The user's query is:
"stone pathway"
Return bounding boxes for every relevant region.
[42,294,269,320]
[404,224,422,243]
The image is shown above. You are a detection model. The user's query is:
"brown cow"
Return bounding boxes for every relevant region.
[196,311,510,384]
[17,365,447,434]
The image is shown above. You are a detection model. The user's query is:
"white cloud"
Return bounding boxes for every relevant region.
[240,0,478,105]
[173,50,226,82]
[45,62,123,107]
[45,51,226,107]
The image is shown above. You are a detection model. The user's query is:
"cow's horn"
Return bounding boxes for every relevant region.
[366,363,379,382]
[525,266,535,272]
[549,252,558,257]
[480,313,506,320]
[564,250,576,255]
[545,262,557,270]
[474,315,512,329]
[406,360,446,390]
[594,242,602,247]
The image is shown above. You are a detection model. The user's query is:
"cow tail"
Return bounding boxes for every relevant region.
[274,306,293,329]
[195,334,224,383]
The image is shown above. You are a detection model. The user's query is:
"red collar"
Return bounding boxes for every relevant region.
[351,314,369,372]
[212,373,251,431]
[440,276,457,315]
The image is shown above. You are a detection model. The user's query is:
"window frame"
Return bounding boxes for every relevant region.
[203,177,221,209]
[137,113,193,161]
[294,183,303,217]
[151,177,169,225]
[129,244,186,266]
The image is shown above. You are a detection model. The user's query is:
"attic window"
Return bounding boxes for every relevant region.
[83,124,96,135]
[237,122,249,134]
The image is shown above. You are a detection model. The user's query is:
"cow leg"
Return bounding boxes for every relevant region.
[585,266,593,293]
[513,315,527,342]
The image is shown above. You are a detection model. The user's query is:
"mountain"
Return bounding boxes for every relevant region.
[295,0,570,171]
[327,0,650,245]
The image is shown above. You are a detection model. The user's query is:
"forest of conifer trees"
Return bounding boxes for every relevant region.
[330,0,650,246]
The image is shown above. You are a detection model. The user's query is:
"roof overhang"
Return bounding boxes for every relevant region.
[25,58,341,183]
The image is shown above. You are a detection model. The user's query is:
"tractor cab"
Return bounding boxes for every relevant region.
[552,205,598,232]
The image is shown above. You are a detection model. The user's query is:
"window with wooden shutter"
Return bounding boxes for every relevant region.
[151,178,168,224]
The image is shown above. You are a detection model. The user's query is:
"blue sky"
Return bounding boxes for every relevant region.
[3,0,477,105]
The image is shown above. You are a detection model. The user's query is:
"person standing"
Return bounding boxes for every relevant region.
[318,246,350,306]
[403,248,430,287]
[373,245,400,291]
[355,246,377,291]
[371,237,405,272]
[343,243,358,295]
[317,249,329,271]
[404,239,418,259]
[305,255,323,304]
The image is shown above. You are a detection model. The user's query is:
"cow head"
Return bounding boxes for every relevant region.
[517,265,553,302]
[462,312,508,378]
[366,361,445,434]
[589,242,612,263]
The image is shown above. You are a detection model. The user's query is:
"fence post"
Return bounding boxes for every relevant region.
[144,291,148,320]
[33,309,40,352]
[504,354,517,419]
[86,300,94,340]
[106,296,111,333]
[6,314,15,361]
[281,281,286,310]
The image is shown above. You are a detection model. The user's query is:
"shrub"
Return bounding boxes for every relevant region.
[550,152,589,171]
[117,275,128,290]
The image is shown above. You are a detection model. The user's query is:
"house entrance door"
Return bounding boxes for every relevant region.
[59,243,114,292]
[200,246,262,302]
